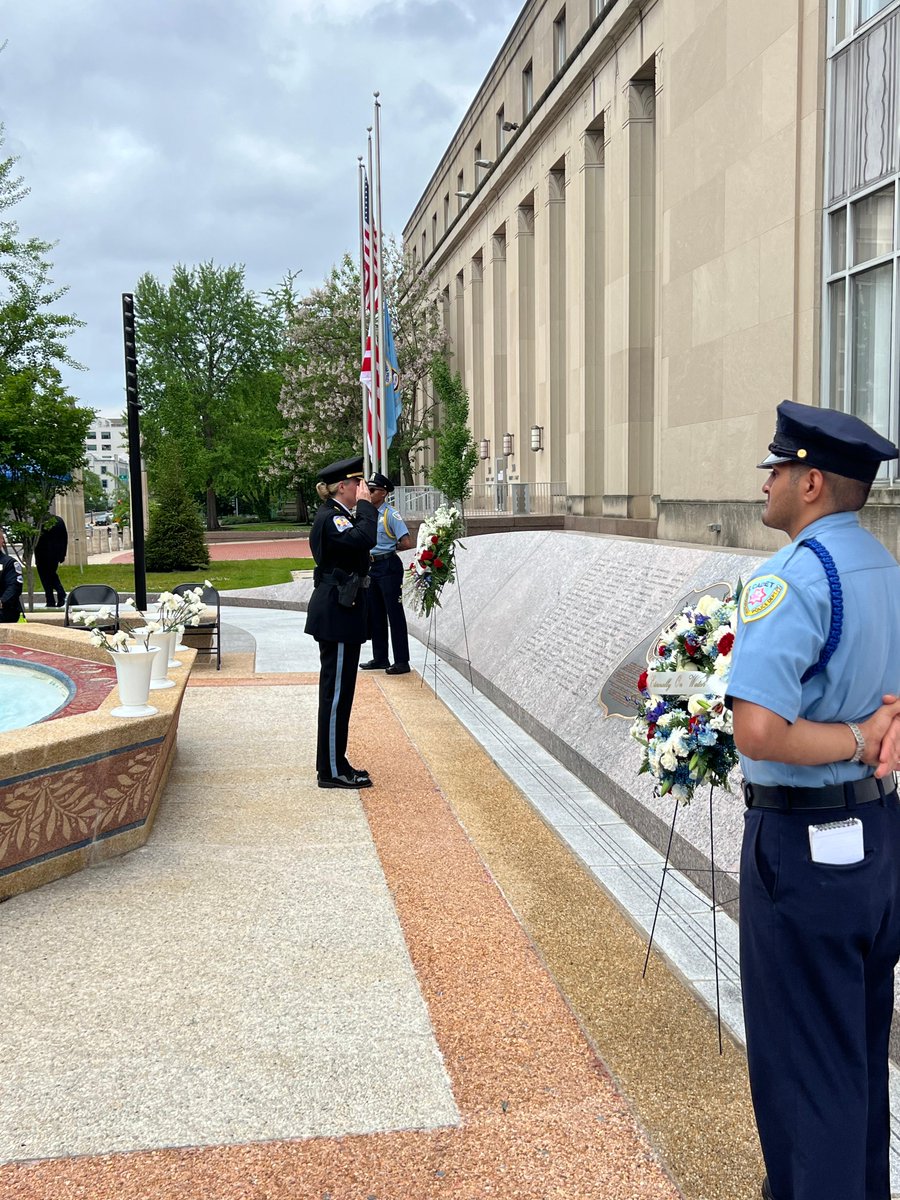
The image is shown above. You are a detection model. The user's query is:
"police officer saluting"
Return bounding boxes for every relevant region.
[727,400,900,1200]
[305,456,377,789]
[360,472,412,675]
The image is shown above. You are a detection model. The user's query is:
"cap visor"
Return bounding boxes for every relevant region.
[757,451,794,469]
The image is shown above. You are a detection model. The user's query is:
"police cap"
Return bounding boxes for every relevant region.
[316,456,365,485]
[758,400,899,484]
[366,472,394,492]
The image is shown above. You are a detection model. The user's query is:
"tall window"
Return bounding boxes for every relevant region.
[553,8,567,74]
[522,61,533,116]
[457,169,465,212]
[443,193,450,230]
[496,105,506,155]
[832,0,897,43]
[432,212,438,248]
[826,180,899,459]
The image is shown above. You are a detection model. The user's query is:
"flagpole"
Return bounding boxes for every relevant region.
[358,157,370,478]
[373,92,388,476]
[366,128,379,475]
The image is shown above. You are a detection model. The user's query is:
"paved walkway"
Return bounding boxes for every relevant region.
[4,601,899,1198]
[109,538,311,565]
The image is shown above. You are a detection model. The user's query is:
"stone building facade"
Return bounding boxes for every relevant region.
[404,0,900,553]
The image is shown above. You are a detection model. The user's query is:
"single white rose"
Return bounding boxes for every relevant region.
[697,595,721,617]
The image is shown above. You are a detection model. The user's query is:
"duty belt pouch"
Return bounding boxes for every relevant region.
[337,573,361,609]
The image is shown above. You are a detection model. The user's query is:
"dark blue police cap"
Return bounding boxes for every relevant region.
[366,472,394,492]
[316,456,365,485]
[758,400,898,484]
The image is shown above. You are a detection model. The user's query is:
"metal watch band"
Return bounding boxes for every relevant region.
[846,721,865,764]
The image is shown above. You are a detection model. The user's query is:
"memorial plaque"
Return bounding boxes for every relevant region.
[598,582,733,719]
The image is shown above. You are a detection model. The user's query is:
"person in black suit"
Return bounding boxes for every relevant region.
[305,457,377,789]
[34,513,68,608]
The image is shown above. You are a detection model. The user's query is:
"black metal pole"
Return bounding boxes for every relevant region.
[122,293,147,612]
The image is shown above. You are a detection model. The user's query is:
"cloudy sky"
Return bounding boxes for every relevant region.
[1,0,521,416]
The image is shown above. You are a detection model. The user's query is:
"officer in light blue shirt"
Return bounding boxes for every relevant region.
[727,400,900,1200]
[359,472,412,675]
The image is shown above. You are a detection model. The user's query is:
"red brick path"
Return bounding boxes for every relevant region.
[111,538,311,565]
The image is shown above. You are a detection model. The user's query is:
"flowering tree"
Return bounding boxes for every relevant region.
[276,238,446,488]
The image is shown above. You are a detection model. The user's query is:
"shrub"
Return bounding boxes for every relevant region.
[145,455,210,572]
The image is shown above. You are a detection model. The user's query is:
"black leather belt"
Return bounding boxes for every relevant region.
[743,775,896,811]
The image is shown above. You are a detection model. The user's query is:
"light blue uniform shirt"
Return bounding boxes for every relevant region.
[372,502,409,557]
[727,511,900,786]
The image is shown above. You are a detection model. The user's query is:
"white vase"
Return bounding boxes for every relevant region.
[132,629,176,689]
[109,646,159,717]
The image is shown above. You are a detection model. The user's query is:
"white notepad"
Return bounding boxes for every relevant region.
[808,817,864,865]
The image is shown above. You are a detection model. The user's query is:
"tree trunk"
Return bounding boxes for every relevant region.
[205,484,221,531]
[295,486,309,524]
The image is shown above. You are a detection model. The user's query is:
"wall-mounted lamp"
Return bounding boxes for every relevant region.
[502,121,519,132]
[502,432,514,457]
[475,158,494,169]
[530,424,543,452]
[455,190,473,200]
[478,438,490,460]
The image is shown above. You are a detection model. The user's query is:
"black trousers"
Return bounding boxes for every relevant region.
[316,639,362,779]
[740,790,900,1200]
[368,554,410,666]
[35,557,65,606]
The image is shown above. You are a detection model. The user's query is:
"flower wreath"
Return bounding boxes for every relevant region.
[405,505,465,617]
[630,589,740,804]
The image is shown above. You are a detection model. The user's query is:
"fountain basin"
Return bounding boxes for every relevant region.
[0,623,195,900]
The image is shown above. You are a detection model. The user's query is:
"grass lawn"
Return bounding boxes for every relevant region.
[220,521,310,532]
[59,558,314,594]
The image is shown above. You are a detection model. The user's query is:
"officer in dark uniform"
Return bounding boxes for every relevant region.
[727,400,900,1200]
[0,531,24,623]
[34,512,68,607]
[360,472,412,675]
[305,456,377,789]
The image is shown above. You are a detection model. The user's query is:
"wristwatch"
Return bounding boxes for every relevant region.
[846,721,865,764]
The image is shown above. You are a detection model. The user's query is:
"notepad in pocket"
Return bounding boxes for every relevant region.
[808,817,864,865]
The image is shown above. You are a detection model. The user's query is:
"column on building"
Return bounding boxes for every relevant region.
[569,120,608,515]
[468,252,487,479]
[606,76,657,520]
[515,197,536,486]
[453,270,466,383]
[548,161,568,489]
[490,226,509,488]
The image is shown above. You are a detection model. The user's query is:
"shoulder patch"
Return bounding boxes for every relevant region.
[740,574,789,623]
[332,515,353,532]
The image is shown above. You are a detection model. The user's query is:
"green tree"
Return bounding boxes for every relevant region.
[135,262,290,531]
[428,356,479,521]
[277,238,447,486]
[145,450,210,573]
[0,367,93,607]
[82,468,105,515]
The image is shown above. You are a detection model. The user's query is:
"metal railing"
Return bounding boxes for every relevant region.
[392,483,567,519]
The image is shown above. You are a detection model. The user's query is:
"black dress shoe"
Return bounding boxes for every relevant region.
[360,660,389,670]
[318,773,362,789]
[761,1177,775,1200]
[346,765,370,780]
[385,663,411,675]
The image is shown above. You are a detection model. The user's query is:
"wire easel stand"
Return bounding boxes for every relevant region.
[419,573,475,696]
[642,782,723,1055]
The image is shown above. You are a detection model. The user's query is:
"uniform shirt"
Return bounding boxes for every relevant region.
[372,503,409,557]
[305,497,377,643]
[726,511,900,787]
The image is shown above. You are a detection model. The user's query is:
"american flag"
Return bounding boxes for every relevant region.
[360,166,380,459]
